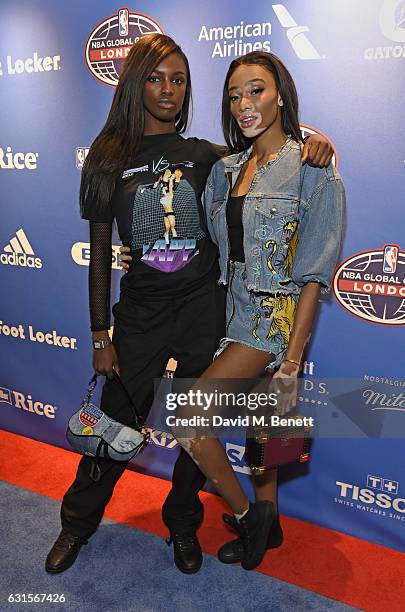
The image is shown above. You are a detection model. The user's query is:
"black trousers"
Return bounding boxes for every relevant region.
[61,279,226,538]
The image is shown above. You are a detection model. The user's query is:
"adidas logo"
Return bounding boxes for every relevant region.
[0,228,42,268]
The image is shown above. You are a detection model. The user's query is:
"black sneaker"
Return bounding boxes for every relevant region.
[166,533,202,574]
[45,530,88,574]
[237,501,274,570]
[218,513,282,564]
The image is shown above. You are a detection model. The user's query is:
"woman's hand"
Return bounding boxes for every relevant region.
[92,342,120,378]
[92,331,120,378]
[301,134,333,167]
[269,360,299,417]
[119,245,132,272]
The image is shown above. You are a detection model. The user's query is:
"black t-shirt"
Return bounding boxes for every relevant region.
[82,134,224,321]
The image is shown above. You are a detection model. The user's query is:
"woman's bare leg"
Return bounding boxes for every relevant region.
[176,342,271,514]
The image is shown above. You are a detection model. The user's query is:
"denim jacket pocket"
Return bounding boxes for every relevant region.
[254,195,299,220]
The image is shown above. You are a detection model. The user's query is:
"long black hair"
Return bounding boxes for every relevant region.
[80,34,192,212]
[222,51,302,153]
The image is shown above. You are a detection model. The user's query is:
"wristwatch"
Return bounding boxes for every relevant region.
[92,339,111,350]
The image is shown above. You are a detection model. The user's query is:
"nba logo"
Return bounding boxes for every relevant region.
[383,245,398,274]
[119,9,129,36]
[76,147,89,169]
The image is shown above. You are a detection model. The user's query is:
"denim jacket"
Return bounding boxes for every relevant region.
[205,137,345,294]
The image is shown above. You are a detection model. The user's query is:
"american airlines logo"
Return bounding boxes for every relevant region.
[0,228,42,268]
[272,4,322,60]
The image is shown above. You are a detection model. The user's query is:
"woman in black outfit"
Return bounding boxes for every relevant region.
[45,34,333,575]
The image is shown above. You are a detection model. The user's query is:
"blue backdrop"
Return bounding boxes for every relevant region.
[1,0,404,552]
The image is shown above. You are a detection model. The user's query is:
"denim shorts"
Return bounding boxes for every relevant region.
[214,261,299,368]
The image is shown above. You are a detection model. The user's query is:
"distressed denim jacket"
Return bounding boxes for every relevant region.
[205,137,345,294]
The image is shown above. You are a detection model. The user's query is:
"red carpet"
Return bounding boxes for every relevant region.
[1,429,404,611]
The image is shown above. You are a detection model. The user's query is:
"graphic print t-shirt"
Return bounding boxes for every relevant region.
[82,133,223,306]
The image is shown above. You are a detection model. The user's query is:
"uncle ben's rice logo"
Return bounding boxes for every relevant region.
[85,7,163,87]
[333,245,405,325]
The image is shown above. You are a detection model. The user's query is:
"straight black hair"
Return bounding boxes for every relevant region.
[80,34,192,213]
[221,51,303,153]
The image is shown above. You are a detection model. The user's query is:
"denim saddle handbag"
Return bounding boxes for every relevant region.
[66,371,150,481]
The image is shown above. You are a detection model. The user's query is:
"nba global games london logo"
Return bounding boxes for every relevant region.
[333,245,405,325]
[85,8,163,86]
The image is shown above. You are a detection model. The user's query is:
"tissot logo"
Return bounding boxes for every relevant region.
[0,228,42,269]
[0,385,57,419]
[334,475,405,520]
[367,475,399,495]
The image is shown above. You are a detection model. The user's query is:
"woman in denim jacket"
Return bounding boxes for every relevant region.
[171,50,345,571]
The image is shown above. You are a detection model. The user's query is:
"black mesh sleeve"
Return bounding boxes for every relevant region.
[88,221,113,332]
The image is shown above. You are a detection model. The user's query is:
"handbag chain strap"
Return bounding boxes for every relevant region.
[82,371,143,428]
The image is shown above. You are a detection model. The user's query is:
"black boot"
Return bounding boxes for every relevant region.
[233,501,274,570]
[218,512,283,564]
[45,530,88,574]
[166,533,203,574]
